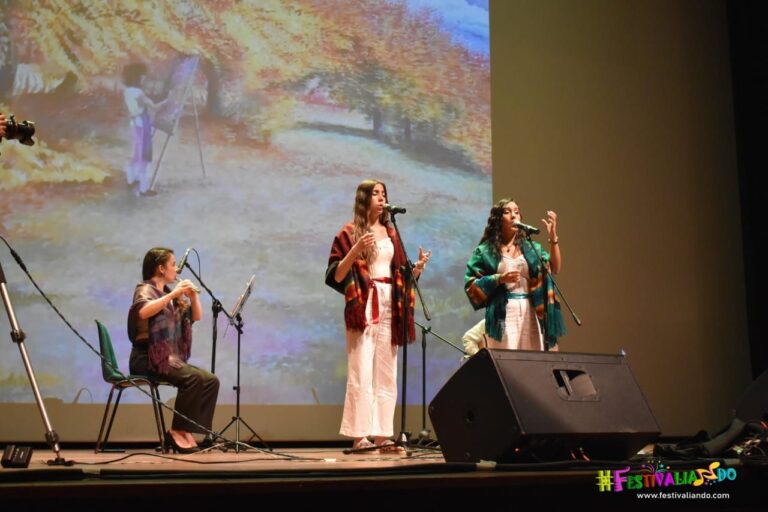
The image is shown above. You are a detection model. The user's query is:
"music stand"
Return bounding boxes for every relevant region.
[215,275,269,452]
[230,274,255,321]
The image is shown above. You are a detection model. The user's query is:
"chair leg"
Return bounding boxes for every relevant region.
[95,386,117,453]
[156,387,168,435]
[151,384,167,453]
[101,387,124,451]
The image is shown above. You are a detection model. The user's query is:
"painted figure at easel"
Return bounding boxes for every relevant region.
[122,63,164,197]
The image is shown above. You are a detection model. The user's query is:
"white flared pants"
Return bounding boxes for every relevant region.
[340,281,398,438]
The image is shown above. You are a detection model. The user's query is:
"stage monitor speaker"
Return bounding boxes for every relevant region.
[429,349,660,462]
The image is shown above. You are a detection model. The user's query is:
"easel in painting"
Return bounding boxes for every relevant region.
[149,55,207,192]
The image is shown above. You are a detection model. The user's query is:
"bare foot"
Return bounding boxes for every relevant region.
[353,437,373,449]
[374,437,405,453]
[184,432,198,447]
[169,429,193,449]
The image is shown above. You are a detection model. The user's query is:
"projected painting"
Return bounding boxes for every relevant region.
[0,0,491,405]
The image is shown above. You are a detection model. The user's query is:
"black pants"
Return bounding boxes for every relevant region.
[130,346,220,433]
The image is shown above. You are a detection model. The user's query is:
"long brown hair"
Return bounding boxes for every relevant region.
[352,179,390,265]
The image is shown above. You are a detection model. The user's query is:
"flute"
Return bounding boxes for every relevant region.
[175,277,200,294]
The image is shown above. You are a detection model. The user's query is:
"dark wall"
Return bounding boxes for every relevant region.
[729,0,768,379]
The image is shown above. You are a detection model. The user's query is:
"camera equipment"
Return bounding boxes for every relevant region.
[1,115,36,146]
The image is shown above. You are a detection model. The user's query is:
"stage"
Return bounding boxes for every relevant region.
[0,444,763,509]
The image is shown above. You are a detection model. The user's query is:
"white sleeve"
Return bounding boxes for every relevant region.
[462,319,487,357]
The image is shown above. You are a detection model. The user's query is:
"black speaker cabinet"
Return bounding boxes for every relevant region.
[429,349,660,462]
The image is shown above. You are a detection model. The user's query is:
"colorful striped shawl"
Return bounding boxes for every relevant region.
[128,282,192,374]
[325,222,415,346]
[464,240,565,348]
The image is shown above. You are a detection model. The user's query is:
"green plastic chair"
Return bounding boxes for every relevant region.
[94,320,167,453]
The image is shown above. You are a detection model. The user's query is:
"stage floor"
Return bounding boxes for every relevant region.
[4,444,449,474]
[0,445,763,509]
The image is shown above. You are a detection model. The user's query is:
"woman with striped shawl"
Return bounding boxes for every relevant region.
[464,198,566,351]
[128,247,219,453]
[326,180,431,452]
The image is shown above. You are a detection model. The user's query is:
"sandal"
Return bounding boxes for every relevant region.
[375,440,406,454]
[351,438,379,454]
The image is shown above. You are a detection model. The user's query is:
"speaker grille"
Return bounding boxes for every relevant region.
[430,349,660,462]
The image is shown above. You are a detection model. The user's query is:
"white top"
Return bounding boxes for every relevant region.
[498,253,530,294]
[369,238,394,279]
[462,318,487,357]
[495,253,543,351]
[123,86,148,127]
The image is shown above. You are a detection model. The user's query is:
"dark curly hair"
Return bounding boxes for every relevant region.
[479,197,517,257]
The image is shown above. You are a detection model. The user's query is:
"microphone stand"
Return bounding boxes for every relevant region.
[519,231,581,350]
[388,211,430,450]
[414,321,466,446]
[179,259,231,374]
[179,259,231,448]
[1,260,70,466]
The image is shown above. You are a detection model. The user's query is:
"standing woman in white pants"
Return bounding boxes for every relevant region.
[325,180,431,452]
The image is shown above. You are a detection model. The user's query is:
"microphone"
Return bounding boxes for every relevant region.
[513,221,540,235]
[176,247,191,273]
[385,204,407,214]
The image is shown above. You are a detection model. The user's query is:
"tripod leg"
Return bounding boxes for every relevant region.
[241,419,271,451]
[216,417,237,438]
[2,274,66,464]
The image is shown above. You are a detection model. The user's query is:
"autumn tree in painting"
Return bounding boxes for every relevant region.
[300,0,490,173]
[1,0,490,190]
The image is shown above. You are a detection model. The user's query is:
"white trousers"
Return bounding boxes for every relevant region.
[126,125,151,193]
[489,297,543,351]
[340,282,398,438]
